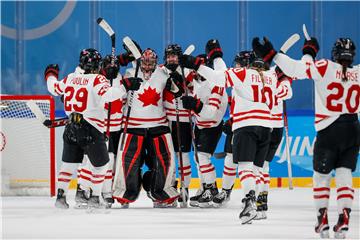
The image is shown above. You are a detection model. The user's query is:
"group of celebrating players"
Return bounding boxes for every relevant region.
[44,32,359,239]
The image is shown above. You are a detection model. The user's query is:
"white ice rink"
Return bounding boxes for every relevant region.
[1,188,359,239]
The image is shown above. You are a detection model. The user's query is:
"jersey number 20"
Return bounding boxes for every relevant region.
[327,82,360,113]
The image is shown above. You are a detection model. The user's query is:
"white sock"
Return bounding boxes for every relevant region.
[238,162,256,197]
[88,165,107,196]
[197,152,216,185]
[313,171,331,212]
[57,162,78,195]
[262,161,270,193]
[101,153,115,194]
[222,153,237,190]
[335,167,354,214]
[177,152,191,188]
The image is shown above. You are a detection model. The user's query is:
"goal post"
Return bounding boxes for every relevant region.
[0,95,56,196]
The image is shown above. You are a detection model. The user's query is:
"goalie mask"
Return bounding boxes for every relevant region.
[331,38,356,66]
[233,51,255,68]
[79,48,102,74]
[164,44,182,72]
[140,48,158,80]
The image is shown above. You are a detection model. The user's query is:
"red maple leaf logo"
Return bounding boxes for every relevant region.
[163,89,174,104]
[105,99,123,115]
[138,87,161,107]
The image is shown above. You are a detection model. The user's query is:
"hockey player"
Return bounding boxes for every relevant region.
[112,48,181,207]
[253,36,359,238]
[162,44,193,206]
[76,55,125,209]
[212,51,255,208]
[179,40,228,208]
[181,48,291,223]
[45,48,141,209]
[253,65,293,220]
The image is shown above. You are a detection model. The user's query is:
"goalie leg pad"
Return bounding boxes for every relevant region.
[149,133,179,202]
[113,133,144,203]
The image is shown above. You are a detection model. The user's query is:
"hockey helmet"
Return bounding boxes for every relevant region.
[331,38,356,66]
[233,51,256,68]
[79,48,102,73]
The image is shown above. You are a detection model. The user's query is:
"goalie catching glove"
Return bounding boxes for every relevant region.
[165,71,184,98]
[181,96,203,114]
[44,64,59,80]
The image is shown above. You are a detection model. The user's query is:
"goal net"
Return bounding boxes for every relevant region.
[0,95,55,196]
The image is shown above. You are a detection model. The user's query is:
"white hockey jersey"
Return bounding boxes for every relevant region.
[122,67,169,129]
[274,53,360,131]
[163,66,191,123]
[104,75,126,132]
[46,70,127,132]
[271,66,293,128]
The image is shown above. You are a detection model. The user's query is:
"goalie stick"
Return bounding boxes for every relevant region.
[97,17,116,140]
[119,36,142,151]
[175,44,195,208]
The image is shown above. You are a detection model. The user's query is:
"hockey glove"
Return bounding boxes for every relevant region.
[179,54,204,71]
[101,60,119,80]
[44,64,59,80]
[165,71,185,98]
[222,118,233,135]
[205,39,223,62]
[302,37,319,60]
[275,66,286,80]
[117,52,135,67]
[252,37,277,64]
[122,77,142,91]
[181,96,203,114]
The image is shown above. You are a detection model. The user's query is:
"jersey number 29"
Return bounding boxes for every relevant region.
[64,86,88,112]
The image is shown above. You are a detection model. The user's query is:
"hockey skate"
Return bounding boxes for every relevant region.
[153,199,178,208]
[86,195,109,214]
[212,188,232,208]
[198,183,218,208]
[254,192,267,220]
[74,184,89,209]
[55,189,69,209]
[239,190,257,224]
[315,208,330,238]
[333,208,351,239]
[189,186,205,207]
[102,192,114,209]
[178,188,189,208]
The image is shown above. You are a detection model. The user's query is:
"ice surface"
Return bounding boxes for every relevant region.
[1,188,359,239]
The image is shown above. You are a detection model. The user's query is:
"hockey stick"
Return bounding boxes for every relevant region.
[119,36,142,151]
[279,33,300,53]
[181,45,199,163]
[279,34,299,190]
[97,17,116,141]
[302,24,311,41]
[43,117,69,128]
[174,44,196,207]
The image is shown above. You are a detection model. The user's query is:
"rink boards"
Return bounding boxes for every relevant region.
[54,115,360,189]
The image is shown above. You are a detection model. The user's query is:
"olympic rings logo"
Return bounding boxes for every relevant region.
[1,1,76,40]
